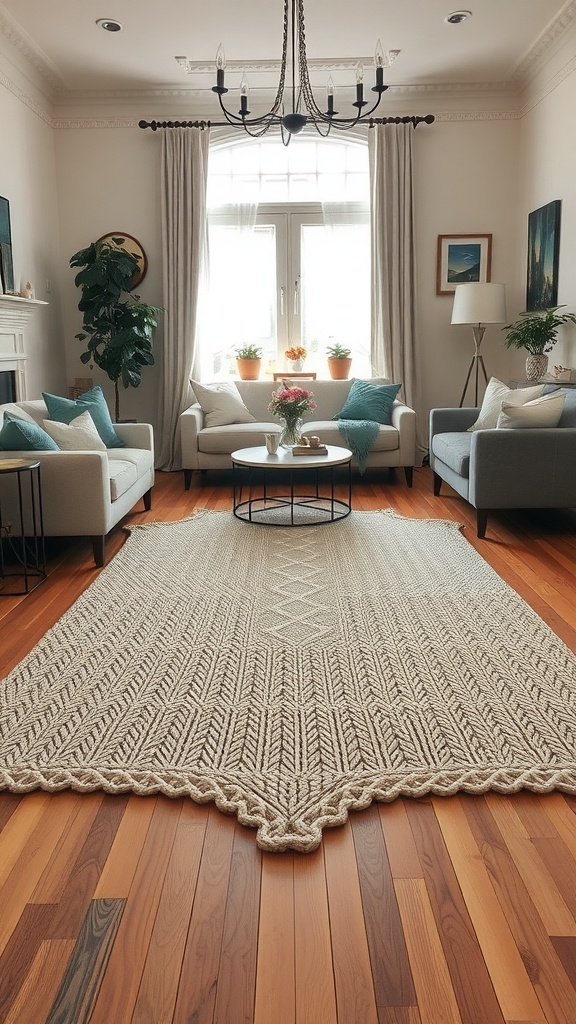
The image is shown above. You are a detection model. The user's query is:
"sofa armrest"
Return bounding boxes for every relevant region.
[0,449,112,534]
[391,401,417,466]
[113,422,154,451]
[430,407,479,436]
[470,427,576,508]
[180,404,204,470]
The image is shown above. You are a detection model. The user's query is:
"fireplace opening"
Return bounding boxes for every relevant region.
[0,370,16,404]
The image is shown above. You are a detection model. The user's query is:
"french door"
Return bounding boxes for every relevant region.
[200,205,371,379]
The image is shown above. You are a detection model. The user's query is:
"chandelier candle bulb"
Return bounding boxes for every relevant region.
[374,39,385,90]
[326,77,335,115]
[215,45,227,93]
[355,63,364,106]
[240,74,250,115]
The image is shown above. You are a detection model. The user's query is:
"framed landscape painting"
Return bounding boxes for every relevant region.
[436,234,492,295]
[526,200,561,311]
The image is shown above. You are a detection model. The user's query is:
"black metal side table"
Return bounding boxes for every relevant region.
[0,458,47,595]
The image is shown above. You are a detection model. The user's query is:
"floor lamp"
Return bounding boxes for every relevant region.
[451,282,507,407]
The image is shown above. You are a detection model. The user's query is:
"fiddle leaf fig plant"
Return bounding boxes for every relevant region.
[503,306,576,355]
[70,237,161,421]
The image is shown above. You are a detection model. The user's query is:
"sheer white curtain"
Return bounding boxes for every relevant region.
[157,127,210,471]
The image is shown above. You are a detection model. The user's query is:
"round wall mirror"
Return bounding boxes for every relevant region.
[96,232,148,291]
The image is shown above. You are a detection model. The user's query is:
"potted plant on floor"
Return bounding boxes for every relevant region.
[236,345,262,380]
[70,236,161,421]
[327,344,352,380]
[503,306,576,381]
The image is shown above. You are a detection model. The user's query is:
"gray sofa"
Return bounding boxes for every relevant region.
[0,399,154,566]
[429,385,576,537]
[180,378,417,488]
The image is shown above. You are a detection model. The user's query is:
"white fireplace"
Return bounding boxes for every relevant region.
[0,294,48,401]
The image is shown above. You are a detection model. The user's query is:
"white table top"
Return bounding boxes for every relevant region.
[231,444,352,469]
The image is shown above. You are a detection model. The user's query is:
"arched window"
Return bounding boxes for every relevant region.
[200,135,371,380]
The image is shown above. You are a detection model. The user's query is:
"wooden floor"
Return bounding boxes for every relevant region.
[2,466,576,1024]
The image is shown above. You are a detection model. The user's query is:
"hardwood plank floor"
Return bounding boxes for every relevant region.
[1,465,576,1023]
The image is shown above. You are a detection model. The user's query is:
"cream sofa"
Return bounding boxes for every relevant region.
[180,378,416,488]
[0,399,154,566]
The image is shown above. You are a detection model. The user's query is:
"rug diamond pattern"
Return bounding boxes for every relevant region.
[3,509,576,852]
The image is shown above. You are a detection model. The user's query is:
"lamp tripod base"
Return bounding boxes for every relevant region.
[459,325,489,408]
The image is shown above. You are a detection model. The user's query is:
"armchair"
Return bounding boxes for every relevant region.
[429,387,576,537]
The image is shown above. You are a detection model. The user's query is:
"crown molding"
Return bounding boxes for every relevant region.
[0,10,65,93]
[520,49,576,116]
[0,65,52,125]
[511,0,576,81]
[174,54,400,75]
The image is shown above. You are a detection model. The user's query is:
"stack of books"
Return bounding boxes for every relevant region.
[292,444,328,456]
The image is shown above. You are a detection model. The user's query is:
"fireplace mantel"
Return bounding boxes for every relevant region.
[0,294,49,401]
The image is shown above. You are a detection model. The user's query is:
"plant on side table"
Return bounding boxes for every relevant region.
[70,237,161,421]
[236,345,262,380]
[326,343,352,380]
[503,306,576,381]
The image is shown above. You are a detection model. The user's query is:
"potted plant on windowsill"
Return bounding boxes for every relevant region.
[326,344,352,380]
[236,345,262,380]
[70,237,161,421]
[503,306,576,381]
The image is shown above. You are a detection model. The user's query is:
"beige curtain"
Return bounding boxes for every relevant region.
[157,127,210,470]
[369,123,425,457]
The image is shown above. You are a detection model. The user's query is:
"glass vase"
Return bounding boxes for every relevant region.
[279,416,303,448]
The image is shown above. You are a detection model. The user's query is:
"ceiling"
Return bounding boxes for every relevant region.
[0,0,573,100]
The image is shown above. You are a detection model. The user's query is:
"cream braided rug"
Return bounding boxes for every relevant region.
[2,509,576,852]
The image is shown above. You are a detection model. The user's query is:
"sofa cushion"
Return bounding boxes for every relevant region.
[191,379,256,427]
[431,432,472,477]
[555,389,576,427]
[0,412,60,451]
[42,411,107,450]
[497,393,566,429]
[198,422,277,454]
[43,386,125,448]
[336,379,401,424]
[107,448,153,500]
[468,378,545,431]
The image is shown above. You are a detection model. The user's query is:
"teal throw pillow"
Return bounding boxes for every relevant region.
[0,412,60,451]
[336,379,401,424]
[42,386,124,448]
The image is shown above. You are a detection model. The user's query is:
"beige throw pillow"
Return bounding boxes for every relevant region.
[497,393,566,429]
[190,380,256,428]
[468,378,546,431]
[42,410,107,450]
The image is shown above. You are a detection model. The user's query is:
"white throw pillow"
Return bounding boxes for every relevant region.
[42,410,107,450]
[468,377,546,431]
[497,393,566,429]
[190,379,256,428]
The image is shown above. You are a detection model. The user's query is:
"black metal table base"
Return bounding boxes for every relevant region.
[233,463,352,526]
[0,461,47,596]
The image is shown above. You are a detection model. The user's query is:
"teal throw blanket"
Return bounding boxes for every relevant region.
[336,419,380,474]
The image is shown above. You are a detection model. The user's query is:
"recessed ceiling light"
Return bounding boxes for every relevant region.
[96,18,123,32]
[445,10,472,24]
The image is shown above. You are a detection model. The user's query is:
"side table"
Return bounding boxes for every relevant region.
[0,458,47,595]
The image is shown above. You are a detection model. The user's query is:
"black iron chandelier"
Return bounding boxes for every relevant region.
[139,0,434,138]
[213,0,391,142]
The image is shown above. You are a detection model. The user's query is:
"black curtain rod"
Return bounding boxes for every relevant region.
[138,114,435,131]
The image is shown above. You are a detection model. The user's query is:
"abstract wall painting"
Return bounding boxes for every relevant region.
[526,200,561,311]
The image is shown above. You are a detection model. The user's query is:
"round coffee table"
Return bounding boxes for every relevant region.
[231,444,352,526]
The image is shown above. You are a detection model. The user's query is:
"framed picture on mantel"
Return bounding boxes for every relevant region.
[436,233,492,295]
[0,196,14,293]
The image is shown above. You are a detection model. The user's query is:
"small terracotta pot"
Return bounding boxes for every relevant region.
[327,357,352,380]
[236,358,261,381]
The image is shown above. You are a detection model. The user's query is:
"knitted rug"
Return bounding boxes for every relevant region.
[2,510,576,852]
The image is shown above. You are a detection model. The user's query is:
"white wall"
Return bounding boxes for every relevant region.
[55,126,163,428]
[517,23,576,372]
[0,44,67,397]
[3,19,576,450]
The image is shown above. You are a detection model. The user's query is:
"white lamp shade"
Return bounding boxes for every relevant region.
[451,282,507,325]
